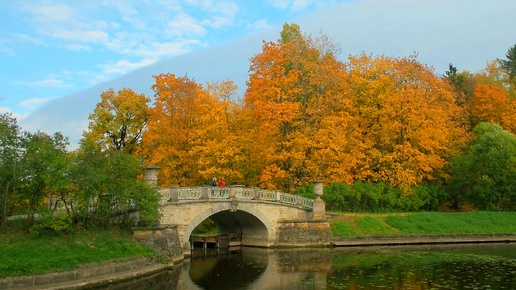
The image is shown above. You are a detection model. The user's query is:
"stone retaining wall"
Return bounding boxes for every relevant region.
[275,220,333,247]
[0,257,161,289]
[132,225,184,262]
[334,233,516,247]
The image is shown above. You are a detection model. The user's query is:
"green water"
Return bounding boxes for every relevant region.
[111,243,516,289]
[186,244,516,289]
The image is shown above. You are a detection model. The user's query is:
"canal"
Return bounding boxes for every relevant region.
[107,243,515,289]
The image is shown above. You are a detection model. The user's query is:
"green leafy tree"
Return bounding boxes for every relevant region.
[70,139,161,228]
[0,113,22,229]
[449,123,516,210]
[18,131,70,226]
[84,88,150,154]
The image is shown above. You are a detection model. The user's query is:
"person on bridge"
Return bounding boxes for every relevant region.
[210,177,217,197]
[217,177,226,188]
[218,177,227,196]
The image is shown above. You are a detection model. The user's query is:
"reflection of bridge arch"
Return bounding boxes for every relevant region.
[187,248,269,289]
[176,247,332,289]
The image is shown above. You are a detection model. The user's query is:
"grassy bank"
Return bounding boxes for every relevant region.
[0,229,156,278]
[330,211,516,237]
[1,211,515,279]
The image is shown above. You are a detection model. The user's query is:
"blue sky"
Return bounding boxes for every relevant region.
[1,0,515,148]
[0,0,344,120]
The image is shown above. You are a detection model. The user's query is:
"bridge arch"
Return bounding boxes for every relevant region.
[151,180,328,253]
[183,203,273,250]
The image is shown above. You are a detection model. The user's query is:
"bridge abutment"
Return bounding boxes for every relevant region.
[275,220,333,247]
[132,225,184,262]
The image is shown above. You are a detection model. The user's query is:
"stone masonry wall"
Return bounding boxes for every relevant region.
[0,257,157,289]
[275,220,333,247]
[132,225,184,263]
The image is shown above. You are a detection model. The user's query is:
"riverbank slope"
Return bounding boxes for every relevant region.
[1,211,515,288]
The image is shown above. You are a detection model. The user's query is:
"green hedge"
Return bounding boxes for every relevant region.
[295,181,450,212]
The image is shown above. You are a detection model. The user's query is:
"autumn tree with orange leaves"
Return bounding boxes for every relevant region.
[191,80,249,185]
[141,74,212,186]
[244,23,357,191]
[140,74,245,187]
[469,84,516,135]
[346,53,469,189]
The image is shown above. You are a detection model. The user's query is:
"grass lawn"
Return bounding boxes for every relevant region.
[2,211,515,278]
[330,211,516,237]
[0,229,156,278]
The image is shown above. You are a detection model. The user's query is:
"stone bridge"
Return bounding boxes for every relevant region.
[143,167,332,255]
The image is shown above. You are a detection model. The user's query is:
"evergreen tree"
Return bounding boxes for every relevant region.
[499,44,516,79]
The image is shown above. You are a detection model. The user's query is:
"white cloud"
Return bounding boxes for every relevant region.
[19,78,70,88]
[248,19,271,31]
[49,29,109,44]
[14,33,44,45]
[165,13,206,38]
[122,16,147,30]
[0,107,28,121]
[105,37,199,59]
[0,107,11,114]
[101,0,138,15]
[0,47,16,56]
[202,16,233,29]
[291,0,314,10]
[268,0,290,9]
[184,0,238,17]
[109,21,121,30]
[99,58,157,75]
[65,44,91,51]
[0,37,14,55]
[28,3,75,22]
[17,98,51,108]
[22,3,110,44]
[71,69,110,86]
[266,0,336,11]
[152,40,200,56]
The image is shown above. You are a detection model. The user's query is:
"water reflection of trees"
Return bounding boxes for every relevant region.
[327,245,516,289]
[123,244,515,290]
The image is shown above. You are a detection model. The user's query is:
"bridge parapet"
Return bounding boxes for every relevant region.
[159,186,314,209]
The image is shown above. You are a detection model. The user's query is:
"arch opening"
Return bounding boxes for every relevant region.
[185,206,271,250]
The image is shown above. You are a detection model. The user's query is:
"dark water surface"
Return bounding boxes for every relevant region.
[109,243,516,289]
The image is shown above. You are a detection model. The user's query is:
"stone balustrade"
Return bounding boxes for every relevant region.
[159,185,314,209]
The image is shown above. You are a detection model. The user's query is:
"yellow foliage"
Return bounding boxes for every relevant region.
[84,88,150,154]
[134,24,473,192]
[469,84,516,135]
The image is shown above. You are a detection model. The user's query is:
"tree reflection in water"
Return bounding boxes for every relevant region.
[187,244,516,290]
[108,244,516,289]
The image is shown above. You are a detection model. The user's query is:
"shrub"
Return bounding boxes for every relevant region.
[295,181,450,212]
